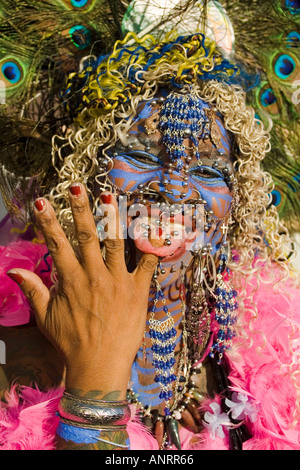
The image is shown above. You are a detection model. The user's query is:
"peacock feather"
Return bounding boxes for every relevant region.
[0,0,299,232]
[220,0,300,231]
[0,0,127,220]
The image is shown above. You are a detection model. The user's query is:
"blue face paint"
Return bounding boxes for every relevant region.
[111,95,235,413]
[109,95,233,256]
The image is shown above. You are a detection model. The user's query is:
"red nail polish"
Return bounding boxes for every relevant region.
[101,194,112,204]
[7,271,24,286]
[69,183,82,197]
[35,198,46,212]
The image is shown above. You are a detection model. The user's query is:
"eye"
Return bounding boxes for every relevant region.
[116,150,163,170]
[190,166,225,180]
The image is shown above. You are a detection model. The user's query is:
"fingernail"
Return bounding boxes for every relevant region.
[69,183,82,197]
[7,271,24,286]
[100,193,112,204]
[34,198,46,212]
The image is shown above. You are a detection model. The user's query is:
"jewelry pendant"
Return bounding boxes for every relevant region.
[186,253,211,361]
[166,418,181,450]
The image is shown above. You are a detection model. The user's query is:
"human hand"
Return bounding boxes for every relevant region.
[7,183,158,398]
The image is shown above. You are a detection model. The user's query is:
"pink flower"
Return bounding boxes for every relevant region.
[203,402,231,439]
[225,392,258,422]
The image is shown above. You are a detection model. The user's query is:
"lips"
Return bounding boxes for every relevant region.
[127,205,198,261]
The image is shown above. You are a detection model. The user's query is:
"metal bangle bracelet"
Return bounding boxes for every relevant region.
[58,392,131,427]
[58,416,128,432]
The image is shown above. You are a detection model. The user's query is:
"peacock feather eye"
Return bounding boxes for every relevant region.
[286,31,300,47]
[256,83,280,119]
[62,0,93,9]
[271,188,284,210]
[71,0,90,7]
[0,59,24,88]
[273,53,297,80]
[283,0,300,14]
[69,25,92,49]
[260,87,277,107]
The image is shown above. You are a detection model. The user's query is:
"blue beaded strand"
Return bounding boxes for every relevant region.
[149,281,177,416]
[210,247,238,362]
[159,92,211,169]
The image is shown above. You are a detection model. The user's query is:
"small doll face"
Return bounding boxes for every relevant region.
[108,92,235,267]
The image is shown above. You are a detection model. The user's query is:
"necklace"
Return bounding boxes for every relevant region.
[127,268,207,450]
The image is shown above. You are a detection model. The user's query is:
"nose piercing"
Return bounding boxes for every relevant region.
[190,189,201,201]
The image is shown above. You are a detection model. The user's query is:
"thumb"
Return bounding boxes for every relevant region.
[6,269,50,325]
[134,253,158,287]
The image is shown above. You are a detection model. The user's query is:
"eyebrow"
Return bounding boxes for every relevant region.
[194,149,231,162]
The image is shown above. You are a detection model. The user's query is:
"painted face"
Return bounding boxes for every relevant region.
[107,93,235,267]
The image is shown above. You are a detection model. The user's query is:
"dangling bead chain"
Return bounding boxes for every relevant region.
[159,272,191,449]
[127,268,208,449]
[210,245,238,363]
[159,91,210,169]
[149,277,177,418]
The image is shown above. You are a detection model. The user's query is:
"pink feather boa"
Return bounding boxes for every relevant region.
[0,239,299,450]
[0,239,52,326]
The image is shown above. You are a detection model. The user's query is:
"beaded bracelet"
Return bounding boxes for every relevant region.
[58,391,131,430]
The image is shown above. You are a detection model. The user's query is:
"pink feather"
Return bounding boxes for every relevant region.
[0,385,61,450]
[0,240,52,326]
[0,238,300,450]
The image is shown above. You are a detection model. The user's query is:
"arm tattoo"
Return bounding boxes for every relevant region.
[65,389,122,400]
